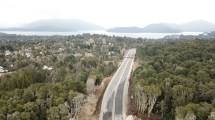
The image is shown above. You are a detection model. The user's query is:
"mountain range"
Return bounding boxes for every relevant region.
[107,24,181,33]
[0,19,215,33]
[0,19,103,32]
[107,20,215,33]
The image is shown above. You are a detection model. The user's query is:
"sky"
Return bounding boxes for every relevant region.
[0,0,215,28]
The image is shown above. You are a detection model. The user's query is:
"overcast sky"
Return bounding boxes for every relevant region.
[0,0,214,28]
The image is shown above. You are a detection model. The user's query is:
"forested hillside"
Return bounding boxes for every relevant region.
[132,40,215,119]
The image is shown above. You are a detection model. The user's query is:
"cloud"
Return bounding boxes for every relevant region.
[0,0,214,28]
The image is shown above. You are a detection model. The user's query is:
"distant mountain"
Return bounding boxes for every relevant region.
[0,19,103,32]
[107,20,215,33]
[1,19,215,33]
[165,20,215,32]
[143,23,181,33]
[107,24,181,33]
[0,32,7,36]
[179,20,215,32]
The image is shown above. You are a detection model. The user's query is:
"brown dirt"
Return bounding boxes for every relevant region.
[127,60,161,120]
[133,59,141,70]
[78,76,112,120]
[0,72,13,78]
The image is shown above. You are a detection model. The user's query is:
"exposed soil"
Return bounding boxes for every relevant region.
[127,60,161,120]
[78,59,159,120]
[0,72,13,78]
[78,77,112,120]
[132,59,141,71]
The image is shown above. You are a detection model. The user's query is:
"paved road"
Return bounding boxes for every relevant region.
[100,49,136,120]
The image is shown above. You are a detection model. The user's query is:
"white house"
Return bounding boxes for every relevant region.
[5,50,11,56]
[0,66,3,72]
[0,66,8,73]
[25,53,32,58]
[43,65,53,70]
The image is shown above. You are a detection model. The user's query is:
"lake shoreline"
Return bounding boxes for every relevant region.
[0,30,202,39]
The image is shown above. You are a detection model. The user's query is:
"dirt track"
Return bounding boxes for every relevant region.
[78,77,112,120]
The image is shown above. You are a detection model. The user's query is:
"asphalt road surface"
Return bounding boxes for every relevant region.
[100,49,136,120]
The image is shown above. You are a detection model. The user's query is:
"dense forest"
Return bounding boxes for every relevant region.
[0,34,128,120]
[132,40,215,120]
[0,66,86,120]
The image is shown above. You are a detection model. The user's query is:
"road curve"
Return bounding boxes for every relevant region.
[100,49,136,120]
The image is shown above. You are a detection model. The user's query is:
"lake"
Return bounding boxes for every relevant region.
[0,30,202,39]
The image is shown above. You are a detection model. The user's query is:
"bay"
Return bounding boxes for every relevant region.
[0,30,202,39]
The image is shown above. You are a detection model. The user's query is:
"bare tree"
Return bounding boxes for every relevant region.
[71,94,85,120]
[134,85,147,113]
[145,85,161,117]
